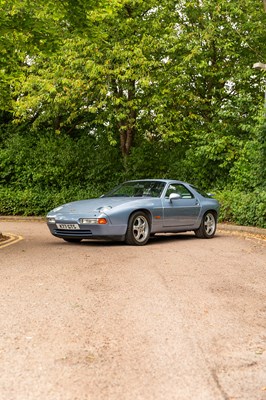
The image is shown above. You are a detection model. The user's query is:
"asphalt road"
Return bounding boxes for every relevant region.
[0,220,265,400]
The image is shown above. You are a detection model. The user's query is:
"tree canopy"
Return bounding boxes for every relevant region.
[0,0,266,225]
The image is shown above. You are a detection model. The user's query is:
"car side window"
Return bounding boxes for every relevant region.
[165,184,194,199]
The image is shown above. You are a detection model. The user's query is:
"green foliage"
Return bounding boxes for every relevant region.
[0,0,266,227]
[0,186,100,216]
[0,0,64,111]
[122,140,187,181]
[217,189,266,228]
[0,130,122,191]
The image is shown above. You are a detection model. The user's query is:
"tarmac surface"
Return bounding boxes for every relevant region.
[1,216,266,244]
[0,218,265,400]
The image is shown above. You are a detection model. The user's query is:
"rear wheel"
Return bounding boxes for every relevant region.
[125,212,150,245]
[194,212,217,239]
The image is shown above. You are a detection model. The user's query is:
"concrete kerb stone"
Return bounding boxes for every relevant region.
[218,223,266,237]
[0,216,45,222]
[218,223,266,242]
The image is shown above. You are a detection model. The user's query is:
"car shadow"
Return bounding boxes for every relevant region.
[54,233,201,248]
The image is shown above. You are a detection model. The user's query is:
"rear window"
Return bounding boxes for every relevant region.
[191,185,212,198]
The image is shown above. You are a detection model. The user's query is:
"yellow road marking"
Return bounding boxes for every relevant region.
[218,229,266,242]
[0,233,24,249]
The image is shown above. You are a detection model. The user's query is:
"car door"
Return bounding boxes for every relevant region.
[162,183,201,227]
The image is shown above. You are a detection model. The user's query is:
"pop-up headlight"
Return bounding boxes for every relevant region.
[97,206,112,213]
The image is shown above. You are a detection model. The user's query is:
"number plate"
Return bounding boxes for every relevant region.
[56,223,80,230]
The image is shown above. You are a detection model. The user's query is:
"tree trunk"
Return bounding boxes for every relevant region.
[117,80,136,158]
[120,125,135,157]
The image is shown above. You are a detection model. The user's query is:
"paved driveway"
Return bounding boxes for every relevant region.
[0,220,265,400]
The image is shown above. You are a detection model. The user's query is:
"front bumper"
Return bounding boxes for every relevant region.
[47,222,127,242]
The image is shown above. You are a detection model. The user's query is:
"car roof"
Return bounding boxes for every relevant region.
[125,179,188,185]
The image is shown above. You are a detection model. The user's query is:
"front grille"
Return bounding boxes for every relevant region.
[54,229,92,237]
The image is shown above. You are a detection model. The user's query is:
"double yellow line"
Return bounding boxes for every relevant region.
[0,233,23,249]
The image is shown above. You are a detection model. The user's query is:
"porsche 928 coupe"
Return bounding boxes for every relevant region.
[46,179,220,246]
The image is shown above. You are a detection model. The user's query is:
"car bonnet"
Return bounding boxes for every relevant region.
[50,197,150,215]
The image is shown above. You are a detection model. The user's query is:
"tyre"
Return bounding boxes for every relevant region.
[63,238,82,243]
[194,211,217,239]
[125,211,150,245]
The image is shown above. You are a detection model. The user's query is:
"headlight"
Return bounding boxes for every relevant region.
[80,218,108,225]
[47,217,56,224]
[80,218,98,224]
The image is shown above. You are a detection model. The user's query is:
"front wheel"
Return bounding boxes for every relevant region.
[125,212,150,245]
[194,212,217,239]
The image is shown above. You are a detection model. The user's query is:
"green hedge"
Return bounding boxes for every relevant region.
[216,189,266,229]
[1,186,265,228]
[0,186,102,216]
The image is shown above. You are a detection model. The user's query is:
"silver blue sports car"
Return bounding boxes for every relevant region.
[46,179,220,245]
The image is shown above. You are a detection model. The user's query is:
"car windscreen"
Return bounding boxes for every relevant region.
[103,181,166,198]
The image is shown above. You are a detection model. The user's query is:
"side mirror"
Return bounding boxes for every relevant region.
[169,193,181,202]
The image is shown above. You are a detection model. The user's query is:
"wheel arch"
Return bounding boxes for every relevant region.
[206,209,218,220]
[195,209,218,239]
[125,208,152,246]
[127,208,153,225]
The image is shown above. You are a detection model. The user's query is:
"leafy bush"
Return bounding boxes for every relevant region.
[0,186,102,216]
[0,131,122,191]
[217,189,266,228]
